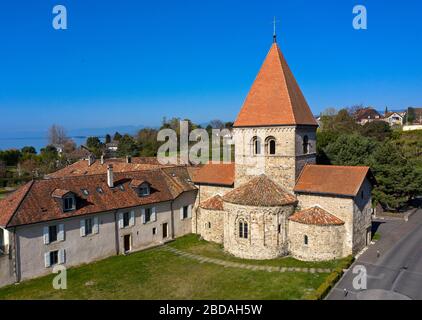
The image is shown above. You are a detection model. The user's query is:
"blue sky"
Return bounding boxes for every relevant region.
[0,0,421,133]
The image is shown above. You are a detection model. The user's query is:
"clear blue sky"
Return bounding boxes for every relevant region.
[0,0,421,132]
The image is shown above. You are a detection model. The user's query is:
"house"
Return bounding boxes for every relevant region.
[383,112,405,126]
[354,108,382,125]
[0,166,197,287]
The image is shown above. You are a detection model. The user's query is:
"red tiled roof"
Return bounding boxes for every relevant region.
[234,43,317,127]
[294,165,374,197]
[223,175,296,207]
[51,189,72,198]
[192,162,235,186]
[0,168,196,228]
[289,206,344,226]
[47,157,171,178]
[355,108,381,121]
[200,195,224,211]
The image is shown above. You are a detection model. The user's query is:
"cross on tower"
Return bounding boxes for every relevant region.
[273,17,279,43]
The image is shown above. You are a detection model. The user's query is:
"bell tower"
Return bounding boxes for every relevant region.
[233,37,317,192]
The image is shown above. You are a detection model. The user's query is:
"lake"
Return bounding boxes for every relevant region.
[0,136,90,152]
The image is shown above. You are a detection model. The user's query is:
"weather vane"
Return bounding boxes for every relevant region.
[273,16,279,43]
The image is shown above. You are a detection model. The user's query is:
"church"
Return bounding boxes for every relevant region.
[192,35,375,261]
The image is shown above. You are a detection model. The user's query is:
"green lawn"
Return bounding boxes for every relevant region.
[0,235,346,300]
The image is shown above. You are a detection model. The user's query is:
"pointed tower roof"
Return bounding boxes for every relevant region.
[234,42,317,127]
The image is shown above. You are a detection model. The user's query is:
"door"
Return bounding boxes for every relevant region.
[162,223,168,239]
[124,234,131,253]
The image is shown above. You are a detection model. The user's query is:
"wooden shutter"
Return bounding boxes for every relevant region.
[152,207,157,222]
[58,224,65,241]
[93,217,99,234]
[141,209,146,224]
[58,249,66,264]
[180,207,184,220]
[43,226,49,244]
[80,220,86,237]
[118,213,124,229]
[44,252,50,268]
[129,211,135,226]
[188,205,192,218]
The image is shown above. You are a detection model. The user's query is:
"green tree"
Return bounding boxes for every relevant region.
[21,146,37,155]
[360,121,392,141]
[105,134,112,144]
[113,132,122,141]
[117,134,140,157]
[137,128,159,157]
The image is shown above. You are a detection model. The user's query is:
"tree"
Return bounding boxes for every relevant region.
[323,134,379,166]
[48,125,68,145]
[0,160,6,178]
[136,128,159,157]
[63,140,76,154]
[105,134,112,144]
[320,107,338,117]
[360,121,392,141]
[117,134,140,157]
[405,107,416,124]
[113,132,122,141]
[21,146,37,155]
[209,119,224,130]
[0,149,22,166]
[86,137,103,158]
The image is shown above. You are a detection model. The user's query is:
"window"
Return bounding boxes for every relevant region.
[139,185,150,196]
[208,222,211,229]
[81,189,89,196]
[119,185,125,191]
[361,190,364,200]
[252,137,261,155]
[63,196,75,211]
[303,136,309,154]
[96,187,103,194]
[278,224,281,233]
[239,220,249,239]
[183,206,189,219]
[152,227,157,235]
[49,225,58,243]
[123,212,130,228]
[50,250,59,266]
[85,218,93,235]
[144,208,152,223]
[266,137,276,155]
[0,229,4,254]
[304,235,309,245]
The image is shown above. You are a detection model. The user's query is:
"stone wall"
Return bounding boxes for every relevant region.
[223,202,294,260]
[288,221,345,261]
[197,208,224,244]
[233,126,316,192]
[0,230,15,287]
[352,178,373,254]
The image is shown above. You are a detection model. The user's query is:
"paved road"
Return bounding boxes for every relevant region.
[327,210,422,300]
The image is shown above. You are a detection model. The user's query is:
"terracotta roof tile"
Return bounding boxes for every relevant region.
[192,162,235,186]
[234,43,317,127]
[223,175,296,207]
[294,165,374,197]
[0,168,196,228]
[51,189,72,198]
[199,195,224,211]
[289,206,344,226]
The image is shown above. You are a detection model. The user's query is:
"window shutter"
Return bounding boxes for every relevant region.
[188,205,192,218]
[141,209,146,224]
[44,252,50,268]
[93,217,99,234]
[180,207,184,220]
[130,211,135,226]
[43,226,49,244]
[152,207,157,222]
[58,224,65,242]
[80,220,86,237]
[118,213,124,229]
[58,249,66,264]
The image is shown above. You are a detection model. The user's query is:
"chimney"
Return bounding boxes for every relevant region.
[100,155,104,165]
[88,155,95,167]
[126,155,132,164]
[107,165,114,188]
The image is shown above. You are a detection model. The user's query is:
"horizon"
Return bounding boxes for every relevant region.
[1,0,422,135]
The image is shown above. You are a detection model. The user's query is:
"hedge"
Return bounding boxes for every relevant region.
[304,255,355,300]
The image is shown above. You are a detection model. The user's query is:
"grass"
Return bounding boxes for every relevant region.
[0,235,346,300]
[372,232,381,241]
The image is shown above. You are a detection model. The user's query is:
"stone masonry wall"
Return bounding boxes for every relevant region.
[197,208,224,244]
[352,178,373,254]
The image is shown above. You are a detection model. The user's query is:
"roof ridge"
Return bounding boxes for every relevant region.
[5,180,34,227]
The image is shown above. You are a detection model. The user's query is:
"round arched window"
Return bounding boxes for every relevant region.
[251,137,261,155]
[303,135,309,154]
[265,137,276,155]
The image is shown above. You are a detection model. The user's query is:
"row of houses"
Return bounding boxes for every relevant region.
[354,107,422,127]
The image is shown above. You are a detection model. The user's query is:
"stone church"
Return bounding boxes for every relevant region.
[192,37,375,261]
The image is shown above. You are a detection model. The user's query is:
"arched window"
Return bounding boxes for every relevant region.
[239,220,249,239]
[303,135,309,154]
[265,137,276,155]
[252,137,261,155]
[304,235,309,245]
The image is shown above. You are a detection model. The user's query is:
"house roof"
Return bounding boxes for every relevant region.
[47,157,172,178]
[384,112,403,119]
[289,206,345,226]
[223,175,296,207]
[355,108,381,121]
[199,195,224,211]
[234,42,317,128]
[294,165,374,197]
[0,168,196,228]
[51,189,73,198]
[192,162,235,186]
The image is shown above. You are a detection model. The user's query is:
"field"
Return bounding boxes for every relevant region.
[0,235,348,300]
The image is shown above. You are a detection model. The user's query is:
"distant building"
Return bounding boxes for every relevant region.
[383,112,405,126]
[354,108,382,125]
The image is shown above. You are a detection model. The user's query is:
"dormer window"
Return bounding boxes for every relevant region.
[63,196,75,212]
[130,180,151,197]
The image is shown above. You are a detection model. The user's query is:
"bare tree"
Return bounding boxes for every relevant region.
[209,119,224,130]
[48,125,68,146]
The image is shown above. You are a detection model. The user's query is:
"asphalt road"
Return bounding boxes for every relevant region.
[326,210,422,300]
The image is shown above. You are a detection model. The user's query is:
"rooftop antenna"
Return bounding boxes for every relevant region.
[273,16,279,43]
